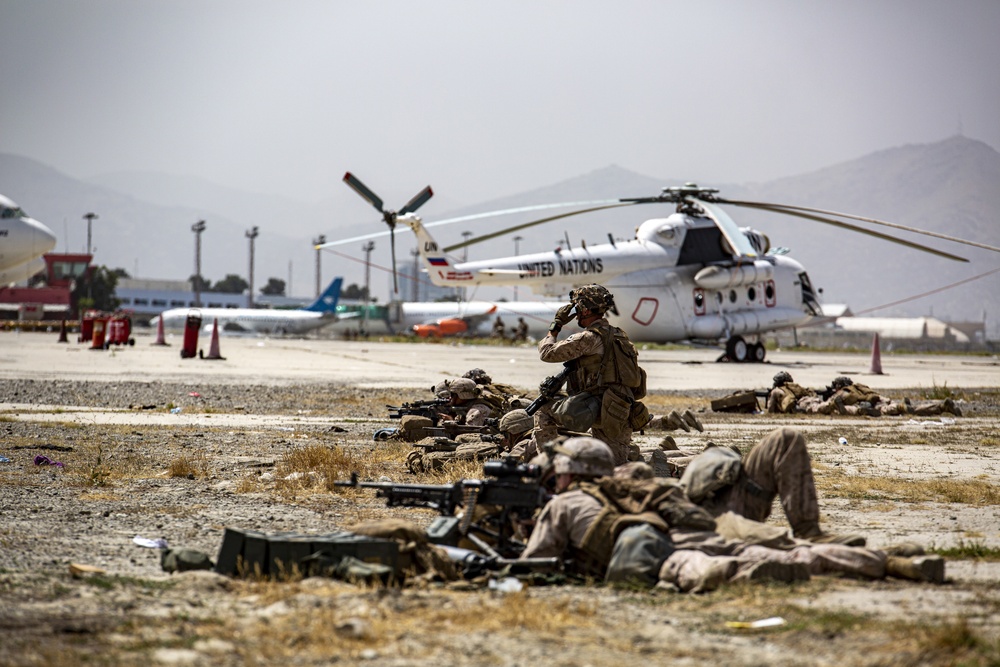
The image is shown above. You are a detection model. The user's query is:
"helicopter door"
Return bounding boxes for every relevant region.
[631,297,658,326]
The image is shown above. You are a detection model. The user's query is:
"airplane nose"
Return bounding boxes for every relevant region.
[25,216,58,253]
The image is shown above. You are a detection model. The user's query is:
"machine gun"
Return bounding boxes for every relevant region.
[335,458,551,563]
[420,418,500,442]
[386,398,454,423]
[524,364,573,416]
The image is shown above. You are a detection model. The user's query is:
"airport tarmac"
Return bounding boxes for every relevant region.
[1,329,998,391]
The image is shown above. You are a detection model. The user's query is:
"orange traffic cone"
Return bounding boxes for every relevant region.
[869,332,883,375]
[203,318,225,360]
[152,315,169,346]
[57,320,69,343]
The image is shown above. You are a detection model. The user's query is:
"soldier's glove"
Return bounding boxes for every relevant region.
[549,303,575,334]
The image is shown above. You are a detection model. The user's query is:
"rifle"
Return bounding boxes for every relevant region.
[420,418,500,442]
[439,544,561,579]
[386,398,454,423]
[335,458,550,561]
[525,364,573,416]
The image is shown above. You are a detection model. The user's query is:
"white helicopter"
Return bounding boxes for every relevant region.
[320,173,999,362]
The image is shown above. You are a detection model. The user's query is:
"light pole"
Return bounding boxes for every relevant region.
[312,235,325,297]
[246,226,259,308]
[82,212,99,256]
[512,235,523,301]
[191,220,206,307]
[361,241,375,335]
[460,231,473,302]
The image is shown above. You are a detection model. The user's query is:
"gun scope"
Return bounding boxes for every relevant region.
[483,458,543,480]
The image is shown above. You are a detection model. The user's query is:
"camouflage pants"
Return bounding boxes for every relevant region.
[533,402,633,466]
[660,543,887,592]
[725,427,820,538]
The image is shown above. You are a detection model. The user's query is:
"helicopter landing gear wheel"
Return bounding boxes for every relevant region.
[750,341,766,363]
[725,335,748,363]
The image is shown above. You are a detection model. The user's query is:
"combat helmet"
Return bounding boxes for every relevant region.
[462,368,493,385]
[831,376,854,390]
[444,378,480,400]
[569,284,615,315]
[499,409,533,436]
[773,371,794,387]
[551,436,615,477]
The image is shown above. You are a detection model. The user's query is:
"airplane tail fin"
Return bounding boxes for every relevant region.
[304,277,343,313]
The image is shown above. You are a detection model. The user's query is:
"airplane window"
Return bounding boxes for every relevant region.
[728,290,737,303]
[715,292,723,303]
[747,286,756,301]
[152,299,167,306]
[170,300,185,307]
[694,292,704,308]
[765,283,775,301]
[1,207,24,219]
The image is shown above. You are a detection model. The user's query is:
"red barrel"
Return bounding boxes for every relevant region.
[181,310,202,359]
[90,318,108,350]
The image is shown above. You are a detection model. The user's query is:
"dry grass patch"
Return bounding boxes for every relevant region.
[214,586,596,663]
[166,452,209,478]
[816,468,1000,505]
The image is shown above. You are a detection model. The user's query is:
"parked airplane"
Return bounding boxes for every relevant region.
[151,278,345,336]
[0,194,58,284]
[402,301,558,338]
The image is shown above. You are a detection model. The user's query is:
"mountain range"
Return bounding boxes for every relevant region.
[1,136,998,329]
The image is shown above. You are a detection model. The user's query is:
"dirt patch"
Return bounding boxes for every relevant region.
[2,378,1000,666]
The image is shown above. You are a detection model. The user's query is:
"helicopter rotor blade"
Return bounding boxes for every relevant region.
[399,185,434,216]
[343,172,385,214]
[722,199,1000,256]
[442,202,637,253]
[728,202,969,262]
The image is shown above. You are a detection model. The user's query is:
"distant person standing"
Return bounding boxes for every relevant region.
[512,317,529,342]
[492,316,505,339]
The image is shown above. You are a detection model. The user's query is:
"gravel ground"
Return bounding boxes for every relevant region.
[2,374,1000,666]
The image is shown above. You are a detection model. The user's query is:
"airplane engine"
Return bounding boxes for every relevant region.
[693,260,774,290]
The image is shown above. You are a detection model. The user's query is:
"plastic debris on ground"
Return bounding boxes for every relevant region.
[133,536,170,549]
[725,616,786,630]
[34,455,64,468]
[489,577,524,594]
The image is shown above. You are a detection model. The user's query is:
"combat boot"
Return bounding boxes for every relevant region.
[884,542,925,557]
[659,435,678,451]
[733,560,810,584]
[682,410,704,432]
[885,555,945,584]
[666,411,691,432]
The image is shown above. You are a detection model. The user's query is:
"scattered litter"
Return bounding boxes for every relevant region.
[133,536,169,549]
[130,404,157,410]
[327,425,347,433]
[725,616,786,630]
[488,577,523,594]
[170,407,183,414]
[275,426,294,432]
[904,418,955,428]
[189,392,202,398]
[0,456,9,463]
[69,563,107,578]
[33,455,64,468]
[838,437,848,446]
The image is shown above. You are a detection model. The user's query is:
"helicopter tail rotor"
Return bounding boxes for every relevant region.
[342,173,434,293]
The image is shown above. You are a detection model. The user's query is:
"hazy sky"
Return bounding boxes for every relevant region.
[2,0,998,209]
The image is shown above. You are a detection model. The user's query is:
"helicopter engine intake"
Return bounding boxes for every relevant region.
[693,260,775,290]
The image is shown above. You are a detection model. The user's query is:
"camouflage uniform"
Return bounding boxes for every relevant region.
[686,427,826,539]
[520,488,603,560]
